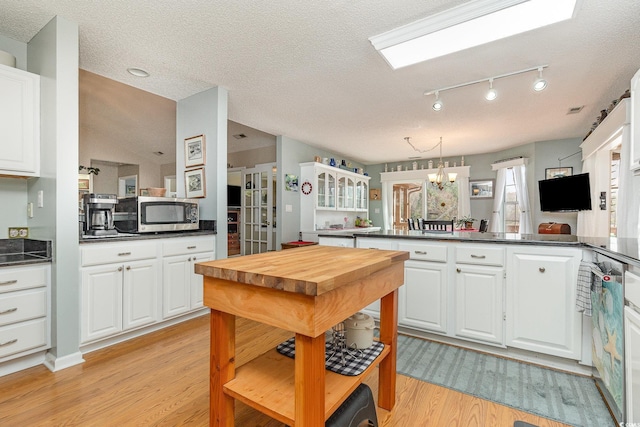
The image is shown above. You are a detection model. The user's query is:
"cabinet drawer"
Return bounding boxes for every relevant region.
[398,242,447,262]
[456,245,504,266]
[163,237,215,257]
[0,289,46,326]
[0,318,47,359]
[0,265,47,293]
[81,241,158,267]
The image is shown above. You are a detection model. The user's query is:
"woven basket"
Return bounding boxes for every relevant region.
[146,187,166,197]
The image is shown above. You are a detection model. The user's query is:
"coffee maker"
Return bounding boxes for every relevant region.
[83,193,118,236]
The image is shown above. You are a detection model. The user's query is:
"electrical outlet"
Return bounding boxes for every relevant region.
[8,227,29,239]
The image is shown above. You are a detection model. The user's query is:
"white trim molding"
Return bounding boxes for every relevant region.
[44,351,85,372]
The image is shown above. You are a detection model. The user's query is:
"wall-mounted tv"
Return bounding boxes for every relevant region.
[538,173,592,212]
[227,185,241,207]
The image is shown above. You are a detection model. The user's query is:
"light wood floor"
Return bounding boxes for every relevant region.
[0,314,570,427]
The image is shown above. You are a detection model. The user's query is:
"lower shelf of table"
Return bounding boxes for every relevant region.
[223,344,390,425]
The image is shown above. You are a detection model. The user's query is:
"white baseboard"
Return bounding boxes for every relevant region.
[43,351,85,372]
[0,352,46,377]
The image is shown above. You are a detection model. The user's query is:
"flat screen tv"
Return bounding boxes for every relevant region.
[227,185,241,207]
[538,173,592,212]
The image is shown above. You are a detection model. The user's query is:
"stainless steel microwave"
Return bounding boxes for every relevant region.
[114,196,199,233]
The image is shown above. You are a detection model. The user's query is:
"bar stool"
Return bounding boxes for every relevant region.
[325,383,378,427]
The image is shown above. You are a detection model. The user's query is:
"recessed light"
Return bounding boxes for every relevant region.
[127,67,150,77]
[370,0,578,69]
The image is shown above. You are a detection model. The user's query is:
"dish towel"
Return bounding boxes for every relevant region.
[576,261,602,316]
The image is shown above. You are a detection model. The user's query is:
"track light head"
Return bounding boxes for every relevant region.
[485,78,497,101]
[432,91,443,111]
[533,67,547,91]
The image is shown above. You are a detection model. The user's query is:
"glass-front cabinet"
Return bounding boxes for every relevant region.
[299,162,371,236]
[317,169,337,209]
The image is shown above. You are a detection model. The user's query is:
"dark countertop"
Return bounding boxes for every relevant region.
[0,238,52,267]
[345,230,640,266]
[79,229,216,244]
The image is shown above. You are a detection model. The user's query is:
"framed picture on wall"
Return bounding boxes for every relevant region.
[545,167,573,179]
[184,134,205,168]
[185,168,206,198]
[469,179,495,199]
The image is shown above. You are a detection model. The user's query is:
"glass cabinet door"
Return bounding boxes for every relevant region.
[317,169,336,209]
[338,175,355,210]
[356,179,368,211]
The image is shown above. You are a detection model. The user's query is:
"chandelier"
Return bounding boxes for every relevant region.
[428,137,456,190]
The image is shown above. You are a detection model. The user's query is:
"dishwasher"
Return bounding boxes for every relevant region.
[625,266,640,422]
[590,254,625,424]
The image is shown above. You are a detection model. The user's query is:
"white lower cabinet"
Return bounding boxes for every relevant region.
[356,238,397,319]
[80,236,215,346]
[454,263,504,345]
[81,258,159,344]
[162,236,215,319]
[0,264,50,362]
[397,241,449,334]
[506,246,582,359]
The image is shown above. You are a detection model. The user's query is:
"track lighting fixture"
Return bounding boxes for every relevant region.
[424,65,548,110]
[533,66,547,91]
[432,91,443,111]
[485,78,497,101]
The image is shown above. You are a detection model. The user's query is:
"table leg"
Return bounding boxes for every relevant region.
[378,289,398,410]
[210,309,236,427]
[294,333,326,426]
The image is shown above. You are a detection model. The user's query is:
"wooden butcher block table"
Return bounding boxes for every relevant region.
[195,245,409,427]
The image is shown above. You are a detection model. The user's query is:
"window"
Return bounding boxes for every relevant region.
[504,168,520,233]
[393,181,458,229]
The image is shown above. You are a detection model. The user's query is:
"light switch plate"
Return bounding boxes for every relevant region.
[8,227,29,239]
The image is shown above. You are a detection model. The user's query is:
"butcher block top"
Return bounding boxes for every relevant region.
[194,245,409,296]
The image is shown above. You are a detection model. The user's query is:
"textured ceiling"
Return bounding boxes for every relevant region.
[1,0,639,165]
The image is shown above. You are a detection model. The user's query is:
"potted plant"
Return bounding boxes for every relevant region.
[456,216,476,229]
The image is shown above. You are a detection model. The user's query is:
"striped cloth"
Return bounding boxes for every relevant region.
[576,261,602,316]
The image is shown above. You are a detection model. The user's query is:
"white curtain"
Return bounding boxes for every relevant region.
[489,168,507,232]
[512,165,533,234]
[457,176,470,218]
[617,126,638,237]
[381,181,394,231]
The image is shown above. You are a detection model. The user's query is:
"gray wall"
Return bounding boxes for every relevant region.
[228,145,276,168]
[176,87,228,257]
[26,16,81,364]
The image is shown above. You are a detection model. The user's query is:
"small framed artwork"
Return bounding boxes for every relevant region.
[545,167,573,179]
[184,134,205,168]
[470,179,495,199]
[139,188,149,196]
[185,168,206,198]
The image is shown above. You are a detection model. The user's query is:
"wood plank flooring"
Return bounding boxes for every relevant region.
[0,314,570,426]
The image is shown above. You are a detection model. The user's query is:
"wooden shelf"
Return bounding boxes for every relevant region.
[224,345,390,426]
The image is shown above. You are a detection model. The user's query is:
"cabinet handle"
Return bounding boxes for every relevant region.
[0,307,18,315]
[126,266,131,271]
[0,339,17,347]
[193,257,197,261]
[187,246,197,249]
[118,267,123,272]
[470,254,486,259]
[414,250,427,255]
[0,280,18,286]
[188,257,192,262]
[539,267,546,273]
[456,268,461,273]
[118,252,131,256]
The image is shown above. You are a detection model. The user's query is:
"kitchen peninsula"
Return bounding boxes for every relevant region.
[195,245,409,426]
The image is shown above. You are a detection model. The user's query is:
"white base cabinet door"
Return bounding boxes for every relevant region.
[506,246,582,359]
[455,264,504,345]
[163,252,214,318]
[356,238,397,319]
[399,260,448,334]
[81,259,159,343]
[122,260,160,330]
[81,265,123,343]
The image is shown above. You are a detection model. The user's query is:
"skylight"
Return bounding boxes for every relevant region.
[369,0,579,69]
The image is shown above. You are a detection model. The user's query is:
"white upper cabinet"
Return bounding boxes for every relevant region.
[631,68,640,171]
[0,65,40,177]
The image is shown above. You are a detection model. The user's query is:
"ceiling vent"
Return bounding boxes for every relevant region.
[567,106,584,114]
[232,133,247,139]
